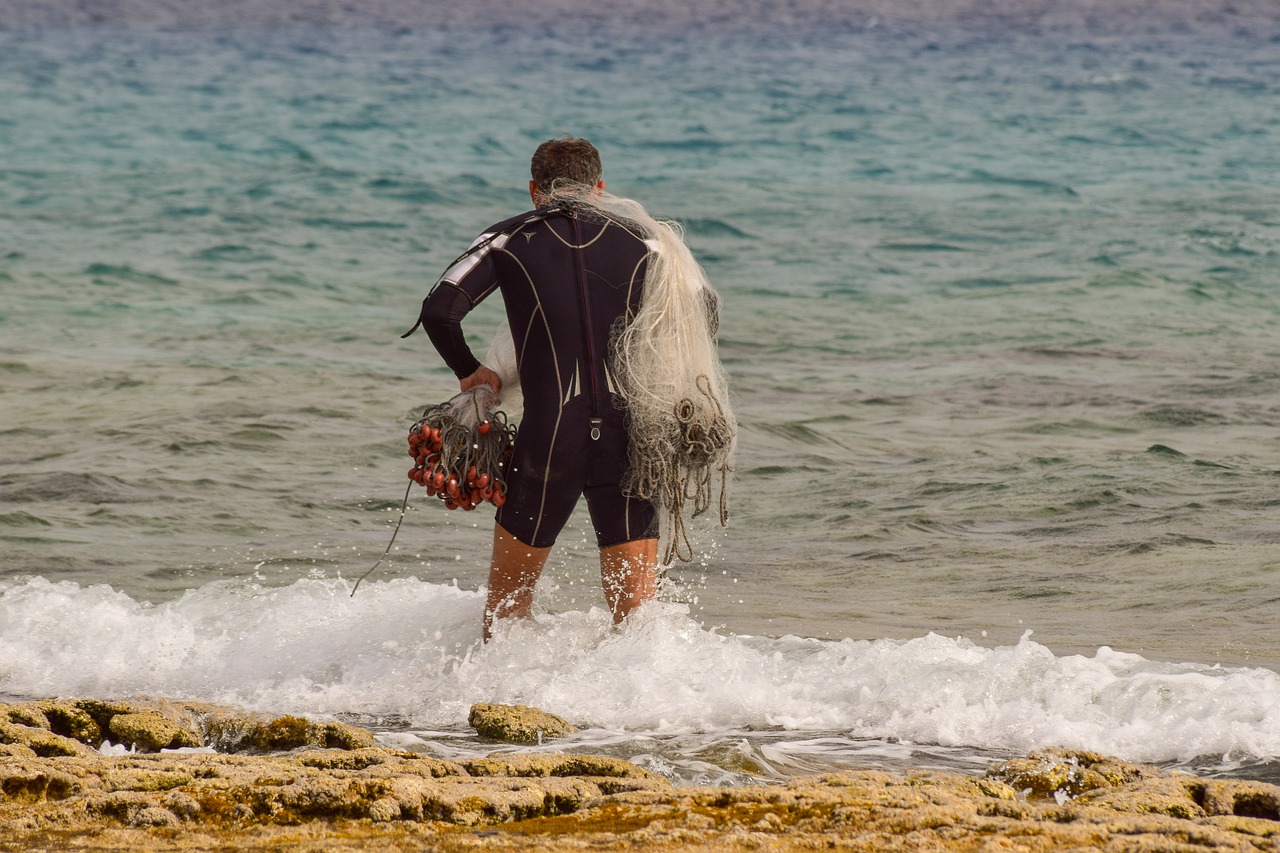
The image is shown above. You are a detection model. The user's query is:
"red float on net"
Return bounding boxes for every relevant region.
[405,386,516,512]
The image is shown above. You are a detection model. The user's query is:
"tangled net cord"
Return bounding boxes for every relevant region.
[406,390,517,511]
[626,374,734,564]
[351,387,516,597]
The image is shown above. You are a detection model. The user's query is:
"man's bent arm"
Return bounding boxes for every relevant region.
[418,282,482,379]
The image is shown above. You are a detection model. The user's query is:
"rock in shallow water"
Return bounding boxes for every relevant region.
[468,702,577,745]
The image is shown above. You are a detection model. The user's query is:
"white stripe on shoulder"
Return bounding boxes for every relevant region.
[443,232,509,284]
[468,232,496,250]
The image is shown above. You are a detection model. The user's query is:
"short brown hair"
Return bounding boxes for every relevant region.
[530,137,603,194]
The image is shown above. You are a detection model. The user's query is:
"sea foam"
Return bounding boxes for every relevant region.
[2,574,1279,769]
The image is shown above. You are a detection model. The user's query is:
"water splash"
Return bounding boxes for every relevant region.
[3,574,1279,777]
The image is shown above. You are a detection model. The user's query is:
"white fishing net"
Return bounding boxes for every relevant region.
[485,320,523,419]
[551,186,737,562]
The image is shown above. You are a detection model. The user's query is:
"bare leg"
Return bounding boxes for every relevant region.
[599,538,658,625]
[484,522,551,641]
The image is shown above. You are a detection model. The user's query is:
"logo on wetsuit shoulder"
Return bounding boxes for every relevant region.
[520,231,537,243]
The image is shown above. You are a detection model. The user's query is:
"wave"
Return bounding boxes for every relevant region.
[2,575,1279,768]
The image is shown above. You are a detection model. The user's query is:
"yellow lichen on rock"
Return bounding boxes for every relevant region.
[203,708,377,754]
[0,698,376,757]
[108,713,203,752]
[5,700,1280,852]
[0,719,94,758]
[249,714,313,751]
[0,745,674,836]
[468,703,577,745]
[987,747,1155,800]
[462,754,656,780]
[4,748,1280,852]
[36,701,105,744]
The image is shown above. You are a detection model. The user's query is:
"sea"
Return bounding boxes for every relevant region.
[3,0,1280,787]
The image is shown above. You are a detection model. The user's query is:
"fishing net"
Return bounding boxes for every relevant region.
[352,386,516,596]
[406,385,517,511]
[547,186,737,563]
[485,320,522,418]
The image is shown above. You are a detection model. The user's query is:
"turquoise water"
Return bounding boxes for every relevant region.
[4,3,1280,783]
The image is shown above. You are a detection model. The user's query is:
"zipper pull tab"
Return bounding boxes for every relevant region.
[589,417,602,441]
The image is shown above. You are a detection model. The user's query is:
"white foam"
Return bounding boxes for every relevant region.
[3,575,1280,765]
[97,740,136,756]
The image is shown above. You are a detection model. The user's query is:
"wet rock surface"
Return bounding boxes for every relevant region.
[468,703,577,745]
[0,698,374,757]
[3,700,1280,851]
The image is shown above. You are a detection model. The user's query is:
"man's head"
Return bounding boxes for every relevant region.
[530,137,604,203]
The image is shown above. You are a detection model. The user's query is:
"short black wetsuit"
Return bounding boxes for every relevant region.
[413,206,657,549]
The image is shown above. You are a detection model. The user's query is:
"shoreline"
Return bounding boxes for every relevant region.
[4,699,1280,851]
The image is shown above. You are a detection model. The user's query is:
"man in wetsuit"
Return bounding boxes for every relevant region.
[416,138,658,640]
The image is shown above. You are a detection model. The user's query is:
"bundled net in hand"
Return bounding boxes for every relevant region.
[406,385,516,511]
[352,385,515,596]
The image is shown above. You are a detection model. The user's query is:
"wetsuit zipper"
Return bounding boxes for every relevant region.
[570,217,603,441]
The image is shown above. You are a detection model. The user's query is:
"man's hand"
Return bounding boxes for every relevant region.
[460,365,503,394]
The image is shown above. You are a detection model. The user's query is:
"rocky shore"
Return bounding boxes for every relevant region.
[3,698,1280,851]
